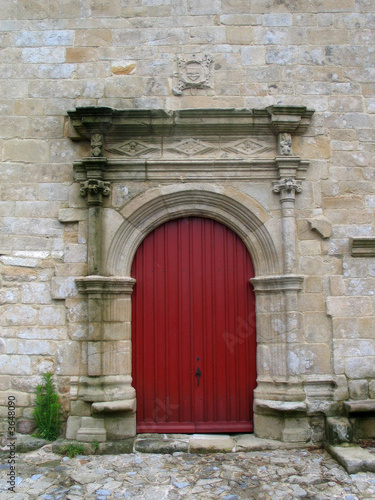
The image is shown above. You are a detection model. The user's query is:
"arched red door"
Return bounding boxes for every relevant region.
[131,217,256,433]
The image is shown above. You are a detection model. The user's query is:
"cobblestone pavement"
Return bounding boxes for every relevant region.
[1,445,375,499]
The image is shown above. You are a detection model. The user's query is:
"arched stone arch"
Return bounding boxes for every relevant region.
[106,183,281,278]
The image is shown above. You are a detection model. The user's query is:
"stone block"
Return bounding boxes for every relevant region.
[17,340,56,356]
[187,0,220,15]
[0,355,31,375]
[1,305,38,326]
[3,139,49,163]
[263,14,292,26]
[325,417,353,445]
[21,283,51,304]
[39,305,66,326]
[102,341,131,376]
[76,416,106,442]
[304,313,331,343]
[349,380,369,400]
[241,46,266,66]
[66,416,82,439]
[57,342,81,376]
[333,318,359,339]
[189,434,235,453]
[65,47,98,63]
[327,297,372,318]
[52,277,79,299]
[70,400,92,417]
[254,414,283,441]
[220,14,259,25]
[104,414,136,440]
[282,417,310,443]
[64,244,87,263]
[225,26,253,44]
[345,357,375,379]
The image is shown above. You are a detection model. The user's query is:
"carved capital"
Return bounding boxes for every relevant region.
[273,178,302,197]
[278,132,292,156]
[80,179,111,198]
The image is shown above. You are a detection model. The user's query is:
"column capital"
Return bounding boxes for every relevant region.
[272,178,302,199]
[76,275,136,295]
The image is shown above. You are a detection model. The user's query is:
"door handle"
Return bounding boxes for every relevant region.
[195,366,201,386]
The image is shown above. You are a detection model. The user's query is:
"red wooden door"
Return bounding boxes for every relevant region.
[131,217,256,433]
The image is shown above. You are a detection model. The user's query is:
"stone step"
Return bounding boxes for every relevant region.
[327,444,375,474]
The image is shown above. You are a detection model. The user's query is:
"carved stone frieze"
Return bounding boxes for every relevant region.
[166,138,217,156]
[221,138,274,157]
[173,54,213,95]
[106,140,160,157]
[105,136,276,160]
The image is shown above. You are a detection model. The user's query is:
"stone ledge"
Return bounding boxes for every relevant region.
[68,106,314,140]
[326,444,375,474]
[344,400,375,416]
[250,274,304,293]
[254,399,306,414]
[76,275,136,294]
[91,399,136,413]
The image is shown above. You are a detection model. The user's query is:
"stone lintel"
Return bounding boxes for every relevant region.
[250,274,304,293]
[68,106,314,142]
[92,399,136,413]
[343,400,375,416]
[74,158,311,183]
[76,275,136,295]
[350,238,375,257]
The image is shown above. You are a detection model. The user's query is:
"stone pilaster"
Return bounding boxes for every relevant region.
[73,276,137,440]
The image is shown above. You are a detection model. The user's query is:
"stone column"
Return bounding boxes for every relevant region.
[272,176,301,275]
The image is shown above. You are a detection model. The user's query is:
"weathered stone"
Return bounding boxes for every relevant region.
[325,417,353,445]
[189,435,235,453]
[327,444,375,474]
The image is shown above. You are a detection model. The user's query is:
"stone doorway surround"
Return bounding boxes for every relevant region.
[64,106,336,444]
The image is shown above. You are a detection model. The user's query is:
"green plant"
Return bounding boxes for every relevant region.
[92,439,99,452]
[32,372,61,440]
[61,443,85,458]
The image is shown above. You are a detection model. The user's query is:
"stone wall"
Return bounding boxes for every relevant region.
[1,0,375,441]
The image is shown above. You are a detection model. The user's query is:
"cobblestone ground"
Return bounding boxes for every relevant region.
[1,446,375,500]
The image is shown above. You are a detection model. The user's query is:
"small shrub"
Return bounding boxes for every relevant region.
[33,372,61,441]
[92,439,99,452]
[61,443,85,458]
